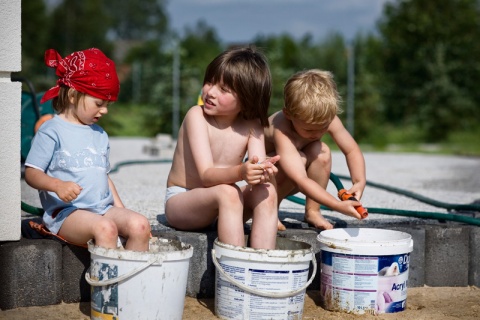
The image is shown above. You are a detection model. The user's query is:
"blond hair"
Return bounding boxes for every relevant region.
[283,69,342,125]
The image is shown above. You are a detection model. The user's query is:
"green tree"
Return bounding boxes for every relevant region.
[378,0,480,141]
[47,0,113,58]
[351,33,385,144]
[102,0,169,41]
[17,0,50,81]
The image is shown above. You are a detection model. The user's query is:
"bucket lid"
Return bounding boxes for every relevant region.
[317,228,413,256]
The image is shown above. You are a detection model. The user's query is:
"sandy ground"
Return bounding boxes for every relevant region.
[1,286,479,320]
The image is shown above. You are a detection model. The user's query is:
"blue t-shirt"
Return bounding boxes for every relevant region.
[25,115,114,234]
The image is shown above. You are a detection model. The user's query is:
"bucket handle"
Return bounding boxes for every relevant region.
[211,249,317,299]
[85,255,163,287]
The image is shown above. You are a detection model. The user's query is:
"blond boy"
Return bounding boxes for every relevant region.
[264,69,366,230]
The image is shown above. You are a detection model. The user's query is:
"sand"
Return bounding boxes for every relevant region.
[1,286,479,320]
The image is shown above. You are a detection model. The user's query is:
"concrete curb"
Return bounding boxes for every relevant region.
[1,220,479,310]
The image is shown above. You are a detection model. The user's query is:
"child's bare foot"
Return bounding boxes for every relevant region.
[277,219,286,231]
[304,211,333,230]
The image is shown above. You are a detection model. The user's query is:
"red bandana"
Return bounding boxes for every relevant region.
[40,48,120,104]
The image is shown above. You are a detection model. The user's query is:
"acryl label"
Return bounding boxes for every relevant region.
[320,251,410,314]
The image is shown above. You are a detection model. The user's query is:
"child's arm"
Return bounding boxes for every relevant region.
[273,123,361,219]
[108,176,125,208]
[185,107,268,187]
[328,116,366,200]
[24,166,82,203]
[245,122,280,184]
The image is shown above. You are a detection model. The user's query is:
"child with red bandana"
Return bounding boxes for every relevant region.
[24,48,150,251]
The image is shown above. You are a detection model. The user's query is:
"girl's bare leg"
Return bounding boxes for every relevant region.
[58,209,119,249]
[104,207,151,251]
[243,182,278,249]
[165,184,245,247]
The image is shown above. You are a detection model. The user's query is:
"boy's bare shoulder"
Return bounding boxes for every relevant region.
[270,111,293,134]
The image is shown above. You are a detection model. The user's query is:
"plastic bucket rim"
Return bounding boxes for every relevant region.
[87,238,194,263]
[317,228,413,255]
[213,237,313,262]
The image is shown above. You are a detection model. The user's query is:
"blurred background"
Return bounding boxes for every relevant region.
[16,0,480,155]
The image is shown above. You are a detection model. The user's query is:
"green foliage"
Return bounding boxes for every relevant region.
[102,0,169,41]
[48,0,113,58]
[19,0,49,78]
[16,0,480,156]
[378,0,480,141]
[98,103,157,137]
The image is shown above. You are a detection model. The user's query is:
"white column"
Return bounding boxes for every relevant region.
[0,0,22,241]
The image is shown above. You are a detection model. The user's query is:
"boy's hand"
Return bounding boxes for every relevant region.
[348,183,365,201]
[337,200,363,220]
[55,181,82,202]
[338,188,368,219]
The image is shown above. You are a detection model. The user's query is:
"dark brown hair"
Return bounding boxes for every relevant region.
[203,46,272,127]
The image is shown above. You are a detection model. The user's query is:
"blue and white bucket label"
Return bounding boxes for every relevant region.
[215,261,309,319]
[90,261,119,320]
[320,251,410,314]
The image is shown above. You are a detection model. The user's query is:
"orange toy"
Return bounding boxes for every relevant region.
[337,189,368,219]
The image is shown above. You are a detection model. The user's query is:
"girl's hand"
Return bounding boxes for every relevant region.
[259,155,280,177]
[242,155,281,185]
[241,156,266,185]
[55,181,82,202]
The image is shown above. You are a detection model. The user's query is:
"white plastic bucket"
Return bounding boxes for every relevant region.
[317,228,413,315]
[212,237,316,320]
[85,238,193,320]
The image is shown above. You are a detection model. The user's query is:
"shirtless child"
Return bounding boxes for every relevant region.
[165,46,280,249]
[264,69,366,230]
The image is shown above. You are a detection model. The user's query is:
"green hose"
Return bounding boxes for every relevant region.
[21,201,44,216]
[286,172,480,226]
[21,159,480,226]
[285,194,480,226]
[334,173,480,212]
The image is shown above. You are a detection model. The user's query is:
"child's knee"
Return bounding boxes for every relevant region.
[95,219,118,240]
[307,141,331,166]
[254,183,278,208]
[219,184,243,204]
[129,215,151,237]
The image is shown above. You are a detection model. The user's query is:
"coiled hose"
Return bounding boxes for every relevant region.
[21,159,480,226]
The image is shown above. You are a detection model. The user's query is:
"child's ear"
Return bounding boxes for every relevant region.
[68,88,76,104]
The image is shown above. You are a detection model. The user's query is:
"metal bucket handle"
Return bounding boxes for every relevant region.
[211,248,317,298]
[85,255,163,287]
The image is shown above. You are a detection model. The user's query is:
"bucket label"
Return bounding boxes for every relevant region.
[320,251,410,315]
[90,261,119,320]
[216,261,309,319]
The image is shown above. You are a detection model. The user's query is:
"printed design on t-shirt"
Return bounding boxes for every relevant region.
[50,147,108,171]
